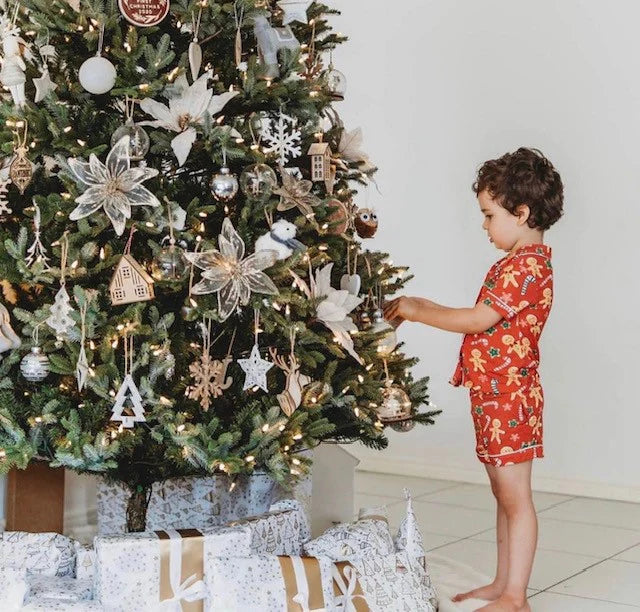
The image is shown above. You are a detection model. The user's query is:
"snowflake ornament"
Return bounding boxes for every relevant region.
[67,136,161,236]
[184,217,280,322]
[260,111,302,166]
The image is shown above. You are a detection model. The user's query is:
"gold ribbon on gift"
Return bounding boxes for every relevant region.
[278,556,370,612]
[156,528,208,612]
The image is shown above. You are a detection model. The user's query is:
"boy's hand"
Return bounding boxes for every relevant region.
[382,296,419,325]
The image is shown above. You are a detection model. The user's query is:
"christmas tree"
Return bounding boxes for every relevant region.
[0,0,440,527]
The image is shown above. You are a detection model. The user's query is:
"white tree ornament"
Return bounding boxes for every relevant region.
[46,235,74,338]
[290,262,363,364]
[67,136,161,236]
[25,201,50,269]
[139,71,238,166]
[111,374,146,428]
[184,217,279,322]
[260,111,302,166]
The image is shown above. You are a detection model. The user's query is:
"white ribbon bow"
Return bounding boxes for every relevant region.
[332,565,367,612]
[157,529,209,612]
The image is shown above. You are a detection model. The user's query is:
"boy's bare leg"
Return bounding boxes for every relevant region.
[452,464,509,602]
[475,460,536,612]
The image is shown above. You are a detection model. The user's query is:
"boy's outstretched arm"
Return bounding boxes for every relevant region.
[383,296,502,334]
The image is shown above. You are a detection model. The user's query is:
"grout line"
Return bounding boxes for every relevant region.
[529,590,640,607]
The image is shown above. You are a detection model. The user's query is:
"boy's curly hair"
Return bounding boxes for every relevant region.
[473,147,564,231]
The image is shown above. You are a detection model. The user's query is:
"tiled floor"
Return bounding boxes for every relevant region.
[355,471,640,611]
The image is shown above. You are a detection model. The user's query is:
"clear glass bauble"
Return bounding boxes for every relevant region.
[111,120,150,162]
[210,167,239,202]
[378,384,412,421]
[326,67,347,100]
[239,163,278,199]
[150,244,188,281]
[20,346,50,382]
[371,309,398,357]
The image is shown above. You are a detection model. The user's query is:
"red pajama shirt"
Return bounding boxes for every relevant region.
[450,244,553,467]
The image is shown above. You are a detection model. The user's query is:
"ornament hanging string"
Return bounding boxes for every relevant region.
[123,331,134,377]
[253,306,261,345]
[32,321,45,347]
[59,231,69,287]
[187,241,201,302]
[13,120,28,153]
[233,1,245,67]
[96,22,105,57]
[192,5,203,43]
[124,225,137,255]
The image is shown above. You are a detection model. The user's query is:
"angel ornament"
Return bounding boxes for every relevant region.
[268,327,311,417]
[0,7,32,108]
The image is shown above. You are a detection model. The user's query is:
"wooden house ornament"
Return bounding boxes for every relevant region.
[110,254,155,305]
[307,137,333,184]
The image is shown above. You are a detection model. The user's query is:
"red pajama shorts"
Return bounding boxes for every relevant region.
[469,384,544,467]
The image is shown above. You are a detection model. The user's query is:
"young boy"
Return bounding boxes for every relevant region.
[383,147,564,612]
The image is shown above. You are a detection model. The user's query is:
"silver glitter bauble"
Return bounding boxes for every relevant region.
[111,120,150,161]
[390,418,415,433]
[20,346,50,382]
[326,67,347,100]
[239,163,278,199]
[371,308,397,357]
[210,167,239,202]
[378,384,411,422]
[150,244,187,281]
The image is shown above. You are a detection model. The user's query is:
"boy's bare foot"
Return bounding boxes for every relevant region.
[452,582,504,602]
[473,593,531,611]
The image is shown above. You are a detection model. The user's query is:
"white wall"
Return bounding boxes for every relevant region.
[333,0,640,501]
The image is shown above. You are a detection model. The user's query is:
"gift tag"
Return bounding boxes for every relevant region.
[340,273,361,296]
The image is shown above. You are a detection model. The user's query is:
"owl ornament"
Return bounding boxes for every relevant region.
[354,208,378,238]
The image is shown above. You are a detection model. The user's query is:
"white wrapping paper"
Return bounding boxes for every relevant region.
[0,532,76,578]
[207,551,437,611]
[24,575,93,603]
[0,566,28,612]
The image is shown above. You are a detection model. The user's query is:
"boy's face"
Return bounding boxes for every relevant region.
[478,189,528,252]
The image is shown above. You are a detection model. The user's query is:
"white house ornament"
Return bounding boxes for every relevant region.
[252,15,300,80]
[118,0,170,27]
[67,135,161,236]
[307,138,332,184]
[110,254,155,305]
[139,71,238,166]
[238,343,273,392]
[277,0,313,25]
[183,217,279,322]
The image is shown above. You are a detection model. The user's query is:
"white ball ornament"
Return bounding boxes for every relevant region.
[79,56,117,95]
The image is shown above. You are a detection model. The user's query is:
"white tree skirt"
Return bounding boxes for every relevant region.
[428,553,495,611]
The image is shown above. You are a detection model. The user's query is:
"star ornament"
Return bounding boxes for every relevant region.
[273,170,321,222]
[238,343,273,392]
[33,68,57,103]
[184,217,280,322]
[277,0,313,25]
[67,136,161,236]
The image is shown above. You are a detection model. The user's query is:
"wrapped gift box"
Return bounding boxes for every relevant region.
[97,472,310,535]
[207,551,437,611]
[20,600,104,611]
[24,575,93,603]
[0,532,76,578]
[0,566,28,612]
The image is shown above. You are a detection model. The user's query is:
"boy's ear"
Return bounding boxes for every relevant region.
[516,204,531,225]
